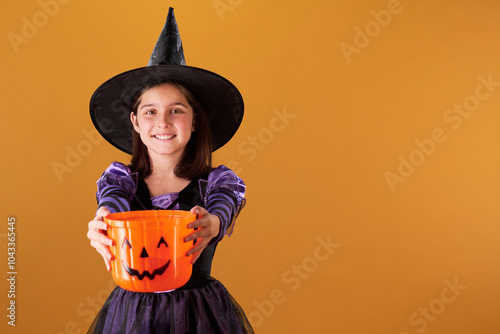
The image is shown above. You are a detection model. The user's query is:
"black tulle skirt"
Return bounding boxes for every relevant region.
[87,278,254,334]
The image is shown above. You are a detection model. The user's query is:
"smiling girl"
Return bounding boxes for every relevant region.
[86,8,253,334]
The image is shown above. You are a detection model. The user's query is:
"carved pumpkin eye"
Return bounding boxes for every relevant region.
[157,236,168,248]
[122,237,132,249]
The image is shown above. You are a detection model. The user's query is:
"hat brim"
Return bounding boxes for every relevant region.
[90,65,244,154]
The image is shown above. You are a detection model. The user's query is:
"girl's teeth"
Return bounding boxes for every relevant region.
[155,134,174,140]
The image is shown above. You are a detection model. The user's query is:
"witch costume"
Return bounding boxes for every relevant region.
[87,8,253,334]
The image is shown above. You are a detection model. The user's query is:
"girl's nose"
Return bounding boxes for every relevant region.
[157,112,172,127]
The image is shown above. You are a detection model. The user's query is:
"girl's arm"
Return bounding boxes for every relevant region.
[87,162,137,270]
[184,166,246,263]
[204,166,246,244]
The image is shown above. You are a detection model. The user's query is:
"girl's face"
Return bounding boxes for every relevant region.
[131,84,194,161]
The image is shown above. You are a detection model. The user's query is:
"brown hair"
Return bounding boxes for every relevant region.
[129,81,213,180]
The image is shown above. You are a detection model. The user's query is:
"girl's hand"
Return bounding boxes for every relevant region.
[87,206,114,271]
[185,206,221,264]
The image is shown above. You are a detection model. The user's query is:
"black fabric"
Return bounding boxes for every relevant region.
[88,279,254,334]
[130,179,153,211]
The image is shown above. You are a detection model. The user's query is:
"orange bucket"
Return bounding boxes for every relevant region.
[105,210,197,292]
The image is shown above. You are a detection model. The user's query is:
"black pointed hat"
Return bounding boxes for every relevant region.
[90,8,243,154]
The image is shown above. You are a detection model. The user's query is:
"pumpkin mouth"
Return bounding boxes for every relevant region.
[121,260,171,280]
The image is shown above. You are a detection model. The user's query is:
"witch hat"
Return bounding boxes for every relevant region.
[148,8,186,66]
[89,7,244,154]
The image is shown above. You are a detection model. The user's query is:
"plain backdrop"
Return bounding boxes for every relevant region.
[1,0,500,333]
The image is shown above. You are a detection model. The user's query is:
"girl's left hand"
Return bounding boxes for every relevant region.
[185,206,220,264]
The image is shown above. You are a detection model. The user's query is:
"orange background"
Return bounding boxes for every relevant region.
[1,0,500,333]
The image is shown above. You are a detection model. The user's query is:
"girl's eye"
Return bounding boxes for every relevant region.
[145,110,156,115]
[172,109,184,114]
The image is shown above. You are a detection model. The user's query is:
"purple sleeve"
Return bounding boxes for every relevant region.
[203,166,246,244]
[96,162,137,214]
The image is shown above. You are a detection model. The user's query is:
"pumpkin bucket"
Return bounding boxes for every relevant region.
[105,210,197,293]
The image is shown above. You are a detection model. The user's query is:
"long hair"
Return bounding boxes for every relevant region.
[129,81,213,179]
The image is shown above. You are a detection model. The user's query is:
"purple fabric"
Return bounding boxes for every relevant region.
[95,162,246,241]
[96,162,137,214]
[203,166,246,240]
[88,280,254,333]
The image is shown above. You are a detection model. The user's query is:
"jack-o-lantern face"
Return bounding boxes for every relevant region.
[105,210,197,293]
[121,236,171,280]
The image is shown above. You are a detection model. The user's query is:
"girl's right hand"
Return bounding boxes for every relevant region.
[87,206,114,271]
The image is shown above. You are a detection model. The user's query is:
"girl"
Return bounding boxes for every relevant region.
[86,8,253,334]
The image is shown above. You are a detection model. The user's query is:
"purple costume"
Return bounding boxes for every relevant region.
[88,162,253,334]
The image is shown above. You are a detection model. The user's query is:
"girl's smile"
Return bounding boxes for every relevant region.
[153,134,176,140]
